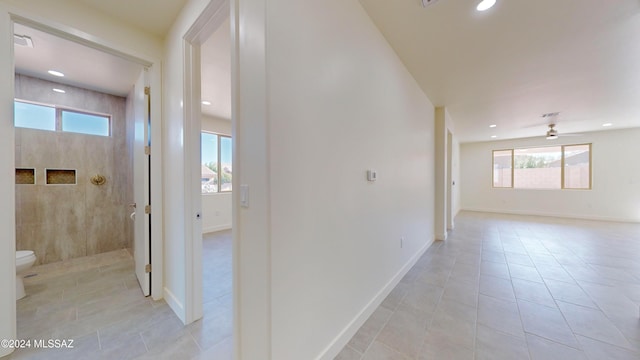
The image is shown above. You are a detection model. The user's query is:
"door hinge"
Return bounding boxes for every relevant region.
[144,146,150,155]
[145,264,151,273]
[145,205,151,214]
[144,86,150,95]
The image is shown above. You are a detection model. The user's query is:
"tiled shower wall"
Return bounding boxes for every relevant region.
[15,74,133,265]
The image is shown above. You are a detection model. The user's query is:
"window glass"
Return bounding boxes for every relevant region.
[220,136,232,192]
[201,132,218,193]
[14,101,55,131]
[514,146,562,189]
[563,144,591,189]
[493,150,512,188]
[61,110,110,136]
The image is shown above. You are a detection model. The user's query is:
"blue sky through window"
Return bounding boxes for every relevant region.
[62,111,110,136]
[201,132,231,165]
[14,101,55,131]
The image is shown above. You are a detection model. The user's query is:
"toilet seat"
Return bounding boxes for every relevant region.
[16,250,36,269]
[16,250,34,259]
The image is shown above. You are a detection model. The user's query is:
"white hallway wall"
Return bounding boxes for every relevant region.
[0,0,163,356]
[266,0,436,358]
[146,0,440,356]
[461,128,640,222]
[202,115,232,233]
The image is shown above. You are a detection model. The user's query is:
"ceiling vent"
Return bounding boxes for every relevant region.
[14,34,34,48]
[421,0,441,8]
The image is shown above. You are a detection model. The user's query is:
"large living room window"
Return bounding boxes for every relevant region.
[493,144,591,190]
[492,149,513,188]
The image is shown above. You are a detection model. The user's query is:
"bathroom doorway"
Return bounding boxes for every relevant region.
[12,19,161,342]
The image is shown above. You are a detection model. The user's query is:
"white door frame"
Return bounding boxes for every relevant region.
[182,0,230,326]
[3,11,164,299]
[446,130,454,230]
[183,0,272,357]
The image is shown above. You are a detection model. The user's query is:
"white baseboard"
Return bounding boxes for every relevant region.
[202,224,232,234]
[317,238,434,360]
[164,287,186,324]
[0,348,14,358]
[435,232,447,241]
[461,207,640,223]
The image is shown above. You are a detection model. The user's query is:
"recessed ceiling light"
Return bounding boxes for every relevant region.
[491,135,497,138]
[52,88,65,93]
[602,123,612,127]
[489,124,497,128]
[48,70,64,77]
[201,100,212,106]
[477,0,496,11]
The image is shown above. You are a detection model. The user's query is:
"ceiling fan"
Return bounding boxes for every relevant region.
[545,123,582,140]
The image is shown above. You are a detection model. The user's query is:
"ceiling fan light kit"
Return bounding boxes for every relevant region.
[546,124,558,139]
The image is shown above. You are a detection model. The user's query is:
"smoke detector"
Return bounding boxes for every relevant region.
[14,34,33,48]
[421,0,441,8]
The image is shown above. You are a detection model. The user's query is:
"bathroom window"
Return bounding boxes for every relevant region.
[201,132,232,193]
[14,101,56,131]
[61,110,110,136]
[14,100,111,137]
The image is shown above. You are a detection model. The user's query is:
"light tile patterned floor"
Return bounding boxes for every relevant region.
[8,230,232,360]
[336,211,640,360]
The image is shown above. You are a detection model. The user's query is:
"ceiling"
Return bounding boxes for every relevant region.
[14,23,143,97]
[16,0,636,140]
[74,0,188,38]
[13,14,231,119]
[359,0,640,142]
[201,17,232,120]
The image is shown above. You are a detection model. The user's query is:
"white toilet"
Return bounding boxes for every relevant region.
[16,250,36,300]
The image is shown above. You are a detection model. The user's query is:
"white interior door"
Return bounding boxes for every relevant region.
[133,69,151,296]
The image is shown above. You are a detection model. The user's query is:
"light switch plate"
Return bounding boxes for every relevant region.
[240,184,249,208]
[367,170,377,182]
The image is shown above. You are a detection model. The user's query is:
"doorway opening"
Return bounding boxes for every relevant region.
[183,0,234,356]
[11,18,164,358]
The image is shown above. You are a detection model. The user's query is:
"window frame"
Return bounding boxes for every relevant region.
[492,143,592,190]
[561,143,592,190]
[201,131,232,194]
[14,99,112,137]
[492,149,514,188]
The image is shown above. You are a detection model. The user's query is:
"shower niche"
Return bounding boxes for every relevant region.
[45,169,77,185]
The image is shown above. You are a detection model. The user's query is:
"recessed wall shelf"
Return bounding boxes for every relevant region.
[15,168,35,184]
[46,169,77,185]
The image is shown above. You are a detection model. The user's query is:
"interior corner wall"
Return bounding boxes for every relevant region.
[202,115,232,233]
[460,128,640,222]
[0,4,16,357]
[434,108,447,240]
[267,0,435,358]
